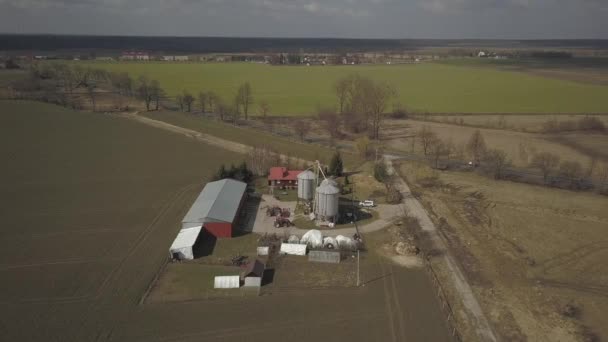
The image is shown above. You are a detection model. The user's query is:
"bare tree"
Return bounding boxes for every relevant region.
[207,91,217,113]
[176,94,184,111]
[318,108,341,141]
[467,130,487,165]
[259,100,270,118]
[110,72,132,96]
[356,136,371,159]
[236,82,253,120]
[430,138,446,169]
[444,138,455,164]
[150,80,163,110]
[247,146,274,176]
[368,81,396,140]
[334,77,352,114]
[531,152,560,183]
[484,148,510,179]
[598,163,608,193]
[216,99,228,121]
[559,160,583,188]
[198,92,208,112]
[293,120,312,142]
[418,126,437,155]
[136,76,153,111]
[86,82,97,111]
[183,91,195,112]
[586,157,598,180]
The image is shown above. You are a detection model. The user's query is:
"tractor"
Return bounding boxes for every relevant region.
[266,206,281,217]
[274,216,292,228]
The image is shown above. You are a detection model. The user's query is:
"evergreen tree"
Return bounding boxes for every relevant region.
[215,164,227,180]
[328,151,344,176]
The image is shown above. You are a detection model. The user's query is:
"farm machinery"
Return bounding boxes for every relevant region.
[274,216,293,228]
[266,206,291,218]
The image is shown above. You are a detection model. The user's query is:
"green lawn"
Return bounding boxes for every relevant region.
[78,61,608,114]
[143,111,361,166]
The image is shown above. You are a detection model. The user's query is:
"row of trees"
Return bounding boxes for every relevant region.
[178,82,255,125]
[416,126,608,190]
[212,162,254,183]
[8,63,165,112]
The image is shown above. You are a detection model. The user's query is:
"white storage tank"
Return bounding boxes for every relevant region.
[297,170,315,201]
[315,179,340,220]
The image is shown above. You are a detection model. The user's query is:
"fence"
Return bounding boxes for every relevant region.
[421,252,463,342]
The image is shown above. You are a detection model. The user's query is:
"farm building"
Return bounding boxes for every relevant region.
[169,226,202,260]
[182,178,247,238]
[268,167,302,189]
[120,51,149,61]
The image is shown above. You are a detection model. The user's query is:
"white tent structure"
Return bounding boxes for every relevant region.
[301,229,323,248]
[336,235,355,250]
[214,276,240,289]
[323,236,338,249]
[169,226,202,260]
[280,243,307,256]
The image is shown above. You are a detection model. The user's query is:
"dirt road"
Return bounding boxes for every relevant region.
[250,195,403,237]
[384,156,498,342]
[125,112,252,154]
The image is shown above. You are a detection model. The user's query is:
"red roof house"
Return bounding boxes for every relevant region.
[268,167,302,189]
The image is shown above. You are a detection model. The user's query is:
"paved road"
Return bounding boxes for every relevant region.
[384,156,498,342]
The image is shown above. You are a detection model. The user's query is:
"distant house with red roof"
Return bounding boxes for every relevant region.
[268,167,302,189]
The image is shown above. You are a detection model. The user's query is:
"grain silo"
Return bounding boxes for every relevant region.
[315,179,340,221]
[297,170,315,201]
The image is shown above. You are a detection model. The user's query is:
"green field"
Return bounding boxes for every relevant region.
[80,62,608,115]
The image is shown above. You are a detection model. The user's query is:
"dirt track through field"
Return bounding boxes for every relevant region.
[385,156,498,342]
[125,112,252,155]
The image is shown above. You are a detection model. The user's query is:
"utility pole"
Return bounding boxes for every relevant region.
[357,249,360,287]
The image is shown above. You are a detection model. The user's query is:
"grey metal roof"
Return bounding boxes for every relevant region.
[182,179,247,225]
[297,170,315,180]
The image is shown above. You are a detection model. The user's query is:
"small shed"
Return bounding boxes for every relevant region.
[241,259,265,288]
[169,226,202,260]
[256,246,269,256]
[214,275,240,289]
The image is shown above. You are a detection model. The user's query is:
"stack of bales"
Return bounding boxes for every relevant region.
[315,178,340,221]
[297,170,315,201]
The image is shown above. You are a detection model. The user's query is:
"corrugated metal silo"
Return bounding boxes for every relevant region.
[315,179,340,220]
[297,170,315,201]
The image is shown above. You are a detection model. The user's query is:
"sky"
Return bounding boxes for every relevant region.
[0,0,606,39]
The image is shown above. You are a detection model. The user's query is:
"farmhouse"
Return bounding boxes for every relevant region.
[181,178,247,238]
[268,167,302,189]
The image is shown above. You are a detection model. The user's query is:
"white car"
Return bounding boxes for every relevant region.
[359,200,375,207]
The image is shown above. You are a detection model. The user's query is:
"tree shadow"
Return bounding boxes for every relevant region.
[261,269,275,286]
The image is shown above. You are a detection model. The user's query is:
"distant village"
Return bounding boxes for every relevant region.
[0,49,512,67]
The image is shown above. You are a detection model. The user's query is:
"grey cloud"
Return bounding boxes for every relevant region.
[0,0,606,38]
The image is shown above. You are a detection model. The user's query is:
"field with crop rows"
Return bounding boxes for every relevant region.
[80,62,608,115]
[0,100,453,342]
